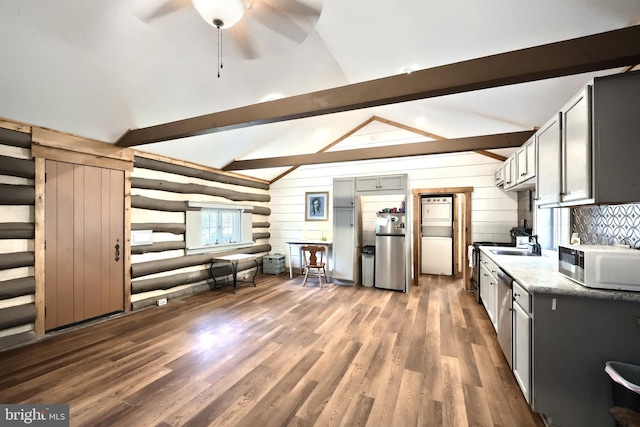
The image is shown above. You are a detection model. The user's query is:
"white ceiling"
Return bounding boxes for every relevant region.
[1,0,639,181]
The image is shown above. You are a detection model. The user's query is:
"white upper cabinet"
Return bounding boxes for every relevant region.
[333,178,355,208]
[536,114,562,206]
[500,137,535,192]
[503,155,518,190]
[560,86,592,204]
[495,164,505,186]
[355,174,406,193]
[537,71,640,207]
[516,136,536,185]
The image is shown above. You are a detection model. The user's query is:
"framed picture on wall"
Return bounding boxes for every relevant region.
[305,192,328,221]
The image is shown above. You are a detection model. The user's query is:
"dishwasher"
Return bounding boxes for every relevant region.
[496,268,513,368]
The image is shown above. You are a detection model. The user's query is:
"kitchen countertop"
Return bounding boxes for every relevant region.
[479,246,640,302]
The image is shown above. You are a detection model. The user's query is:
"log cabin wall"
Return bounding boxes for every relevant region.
[0,125,37,350]
[129,152,272,310]
[0,117,272,352]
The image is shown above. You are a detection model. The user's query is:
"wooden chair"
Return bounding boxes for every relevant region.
[300,245,328,288]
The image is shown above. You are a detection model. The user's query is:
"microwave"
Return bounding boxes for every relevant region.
[558,244,640,291]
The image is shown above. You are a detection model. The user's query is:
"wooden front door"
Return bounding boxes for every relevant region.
[44,160,124,330]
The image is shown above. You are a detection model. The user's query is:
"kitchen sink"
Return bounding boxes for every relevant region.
[490,249,540,257]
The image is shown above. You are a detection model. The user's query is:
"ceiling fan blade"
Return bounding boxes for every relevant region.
[227,20,261,60]
[268,0,322,22]
[133,0,191,22]
[248,0,312,43]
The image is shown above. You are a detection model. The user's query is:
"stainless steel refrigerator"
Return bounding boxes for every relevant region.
[374,213,406,291]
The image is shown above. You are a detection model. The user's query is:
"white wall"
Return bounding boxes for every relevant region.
[269,150,519,267]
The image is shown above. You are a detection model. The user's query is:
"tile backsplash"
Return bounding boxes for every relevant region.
[572,203,640,249]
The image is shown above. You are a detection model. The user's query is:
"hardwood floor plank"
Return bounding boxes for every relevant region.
[0,273,544,427]
[441,355,470,427]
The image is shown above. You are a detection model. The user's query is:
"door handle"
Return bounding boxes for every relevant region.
[115,240,120,262]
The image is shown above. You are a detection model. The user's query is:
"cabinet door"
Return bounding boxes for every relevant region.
[503,155,517,190]
[355,176,379,192]
[562,86,592,203]
[536,114,561,206]
[495,165,504,186]
[513,302,532,404]
[332,208,355,281]
[378,174,406,190]
[517,137,536,184]
[333,178,355,208]
[480,263,497,329]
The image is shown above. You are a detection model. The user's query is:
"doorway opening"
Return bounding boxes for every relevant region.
[411,187,473,289]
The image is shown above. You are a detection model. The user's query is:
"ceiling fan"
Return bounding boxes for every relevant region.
[137,0,323,60]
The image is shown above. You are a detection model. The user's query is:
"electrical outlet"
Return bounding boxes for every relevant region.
[157,298,167,306]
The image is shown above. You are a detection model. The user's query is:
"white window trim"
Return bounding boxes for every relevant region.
[185,201,253,254]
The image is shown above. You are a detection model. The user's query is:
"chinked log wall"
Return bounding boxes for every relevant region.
[0,126,37,350]
[130,154,272,309]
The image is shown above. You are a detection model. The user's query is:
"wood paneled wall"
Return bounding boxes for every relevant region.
[269,152,519,268]
[0,126,36,350]
[129,152,272,309]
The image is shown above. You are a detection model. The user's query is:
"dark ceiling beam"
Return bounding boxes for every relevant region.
[115,25,640,148]
[223,130,534,171]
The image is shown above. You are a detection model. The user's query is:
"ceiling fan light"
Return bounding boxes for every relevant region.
[192,0,244,28]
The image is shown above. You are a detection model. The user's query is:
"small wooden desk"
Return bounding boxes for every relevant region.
[286,241,332,280]
[210,254,258,294]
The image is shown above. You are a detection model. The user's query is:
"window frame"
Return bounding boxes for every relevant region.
[185,202,253,254]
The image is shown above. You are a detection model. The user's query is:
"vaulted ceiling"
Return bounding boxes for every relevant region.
[1,0,640,181]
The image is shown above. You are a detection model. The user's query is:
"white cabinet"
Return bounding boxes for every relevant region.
[516,136,536,185]
[535,114,562,206]
[479,252,499,331]
[333,178,355,208]
[502,136,535,192]
[332,208,359,282]
[561,87,591,204]
[356,174,406,193]
[495,165,505,186]
[512,281,532,404]
[479,263,497,329]
[537,71,640,207]
[503,155,518,191]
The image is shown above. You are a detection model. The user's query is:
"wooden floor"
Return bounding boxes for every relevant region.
[0,274,545,427]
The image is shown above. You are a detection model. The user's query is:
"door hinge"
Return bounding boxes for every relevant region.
[44,173,47,183]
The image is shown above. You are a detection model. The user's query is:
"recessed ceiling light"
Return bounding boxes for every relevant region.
[402,64,420,74]
[262,93,283,102]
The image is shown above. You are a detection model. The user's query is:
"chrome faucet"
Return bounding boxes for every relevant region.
[528,235,542,256]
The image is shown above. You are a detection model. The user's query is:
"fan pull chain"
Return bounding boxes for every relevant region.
[217,25,222,78]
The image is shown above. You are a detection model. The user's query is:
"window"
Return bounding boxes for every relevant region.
[535,206,571,250]
[201,208,241,245]
[186,202,253,253]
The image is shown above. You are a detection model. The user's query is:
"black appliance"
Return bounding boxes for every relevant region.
[510,226,532,246]
[470,241,512,303]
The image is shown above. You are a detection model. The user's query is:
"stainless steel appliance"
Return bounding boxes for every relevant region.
[558,244,640,291]
[496,268,513,368]
[421,196,453,275]
[470,242,512,303]
[375,213,405,291]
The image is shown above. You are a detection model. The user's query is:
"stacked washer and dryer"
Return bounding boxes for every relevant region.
[421,196,453,275]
